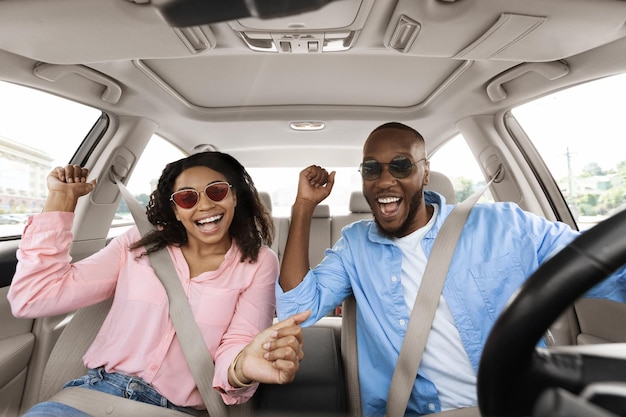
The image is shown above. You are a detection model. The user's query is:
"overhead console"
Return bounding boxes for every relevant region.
[227,0,374,53]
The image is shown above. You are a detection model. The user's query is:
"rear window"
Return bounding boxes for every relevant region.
[247,167,362,217]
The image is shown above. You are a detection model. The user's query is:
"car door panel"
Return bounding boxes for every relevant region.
[0,240,34,417]
[575,298,626,344]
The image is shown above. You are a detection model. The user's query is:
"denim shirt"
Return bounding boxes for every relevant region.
[276,191,626,417]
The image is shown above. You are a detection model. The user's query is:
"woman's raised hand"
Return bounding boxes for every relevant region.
[44,165,97,212]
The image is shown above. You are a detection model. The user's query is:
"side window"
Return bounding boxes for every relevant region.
[428,134,494,203]
[247,167,362,217]
[0,81,101,238]
[512,74,626,230]
[109,135,186,235]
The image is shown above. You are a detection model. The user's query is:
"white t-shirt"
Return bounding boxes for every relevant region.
[395,204,477,410]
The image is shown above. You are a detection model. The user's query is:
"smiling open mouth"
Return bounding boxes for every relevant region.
[195,214,223,226]
[378,197,401,215]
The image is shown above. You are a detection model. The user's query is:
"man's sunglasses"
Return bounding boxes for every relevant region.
[359,156,426,181]
[170,181,232,209]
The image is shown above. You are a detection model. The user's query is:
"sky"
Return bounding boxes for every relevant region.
[512,74,626,180]
[0,81,101,166]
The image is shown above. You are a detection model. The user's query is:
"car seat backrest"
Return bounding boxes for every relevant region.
[259,191,278,253]
[253,325,346,415]
[38,299,111,403]
[331,192,372,245]
[348,191,371,214]
[258,191,289,262]
[305,205,332,266]
[547,298,626,346]
[426,170,457,204]
[259,191,272,215]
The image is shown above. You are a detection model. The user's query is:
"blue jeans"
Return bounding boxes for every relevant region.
[22,368,203,416]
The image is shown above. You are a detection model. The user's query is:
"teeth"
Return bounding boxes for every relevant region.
[196,214,223,225]
[377,197,400,204]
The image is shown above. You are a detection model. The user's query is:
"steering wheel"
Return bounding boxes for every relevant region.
[477,208,626,417]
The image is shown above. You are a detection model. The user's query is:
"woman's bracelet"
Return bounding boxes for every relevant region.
[229,350,255,388]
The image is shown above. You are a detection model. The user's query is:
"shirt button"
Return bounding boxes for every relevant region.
[428,403,436,411]
[399,319,406,326]
[150,365,158,371]
[391,276,398,282]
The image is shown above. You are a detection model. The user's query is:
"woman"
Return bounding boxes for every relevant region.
[9,151,307,416]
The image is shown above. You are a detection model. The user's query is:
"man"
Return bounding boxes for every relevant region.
[276,122,626,416]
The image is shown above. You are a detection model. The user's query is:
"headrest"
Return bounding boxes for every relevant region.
[313,204,330,218]
[349,191,371,213]
[426,171,457,204]
[259,191,272,214]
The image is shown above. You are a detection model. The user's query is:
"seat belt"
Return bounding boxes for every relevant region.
[341,294,361,417]
[343,168,500,417]
[49,387,200,417]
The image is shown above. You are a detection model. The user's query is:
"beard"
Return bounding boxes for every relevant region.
[373,188,424,239]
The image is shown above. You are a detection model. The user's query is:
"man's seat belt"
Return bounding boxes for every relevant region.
[343,167,501,417]
[49,171,249,417]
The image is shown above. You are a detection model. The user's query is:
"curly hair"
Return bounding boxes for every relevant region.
[130,151,274,263]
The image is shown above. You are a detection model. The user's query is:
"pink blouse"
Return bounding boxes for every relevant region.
[8,212,278,408]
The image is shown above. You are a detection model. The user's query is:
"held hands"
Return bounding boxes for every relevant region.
[295,165,335,208]
[229,310,311,387]
[44,165,97,212]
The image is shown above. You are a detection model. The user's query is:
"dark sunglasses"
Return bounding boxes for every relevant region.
[170,181,232,209]
[359,156,426,181]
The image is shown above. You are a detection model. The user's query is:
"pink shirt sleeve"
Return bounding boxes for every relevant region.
[8,212,119,318]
